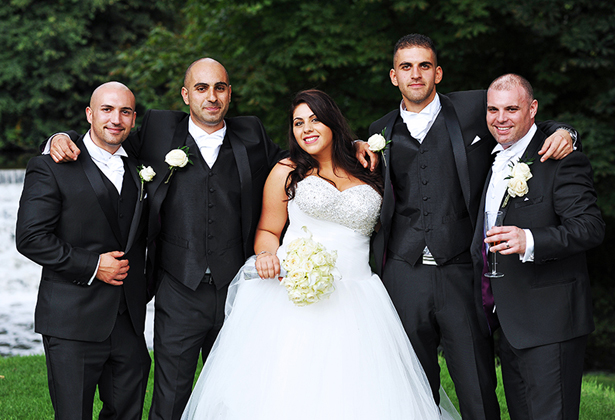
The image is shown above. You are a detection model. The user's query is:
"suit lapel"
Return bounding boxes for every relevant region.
[374,111,398,273]
[498,129,544,222]
[78,139,124,246]
[440,94,473,227]
[148,116,190,238]
[227,123,253,257]
[124,156,144,253]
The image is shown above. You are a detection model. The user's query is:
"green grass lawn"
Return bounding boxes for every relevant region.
[1,353,614,419]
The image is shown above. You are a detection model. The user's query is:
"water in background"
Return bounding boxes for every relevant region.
[0,169,154,357]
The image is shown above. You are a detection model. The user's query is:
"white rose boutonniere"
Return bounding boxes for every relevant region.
[280,226,339,307]
[164,146,192,184]
[137,165,156,201]
[367,129,391,168]
[502,157,533,207]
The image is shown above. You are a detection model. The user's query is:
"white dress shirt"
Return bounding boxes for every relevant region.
[81,132,129,283]
[83,132,128,194]
[189,118,226,168]
[399,95,441,143]
[486,124,536,262]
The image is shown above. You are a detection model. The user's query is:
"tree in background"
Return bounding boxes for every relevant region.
[0,0,180,154]
[115,0,615,213]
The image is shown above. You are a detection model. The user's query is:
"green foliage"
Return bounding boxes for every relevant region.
[113,0,615,218]
[0,0,180,152]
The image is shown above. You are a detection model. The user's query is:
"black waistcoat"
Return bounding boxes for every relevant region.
[388,114,473,265]
[97,159,138,247]
[98,159,138,312]
[157,135,244,290]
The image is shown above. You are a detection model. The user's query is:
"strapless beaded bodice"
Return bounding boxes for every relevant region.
[293,176,382,237]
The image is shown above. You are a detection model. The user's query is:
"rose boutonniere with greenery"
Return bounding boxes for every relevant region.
[164,146,192,184]
[502,156,534,207]
[137,165,155,201]
[367,129,391,168]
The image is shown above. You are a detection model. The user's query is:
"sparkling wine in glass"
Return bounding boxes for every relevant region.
[484,210,504,278]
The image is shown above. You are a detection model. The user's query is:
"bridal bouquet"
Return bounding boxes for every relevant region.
[281,226,338,307]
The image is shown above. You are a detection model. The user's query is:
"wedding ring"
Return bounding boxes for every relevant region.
[505,242,510,249]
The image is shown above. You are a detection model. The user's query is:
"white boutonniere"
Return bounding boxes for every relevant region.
[137,165,155,201]
[367,129,391,167]
[280,226,339,307]
[164,146,192,184]
[502,156,534,207]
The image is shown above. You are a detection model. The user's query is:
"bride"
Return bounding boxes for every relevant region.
[181,90,459,419]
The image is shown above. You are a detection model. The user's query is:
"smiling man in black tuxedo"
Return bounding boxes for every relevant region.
[472,74,604,420]
[17,82,150,419]
[47,58,288,420]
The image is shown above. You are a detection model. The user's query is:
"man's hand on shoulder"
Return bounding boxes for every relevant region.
[50,134,81,163]
[538,129,574,162]
[96,251,129,286]
[354,140,379,172]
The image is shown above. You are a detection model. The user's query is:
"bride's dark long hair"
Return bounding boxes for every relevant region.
[285,89,383,199]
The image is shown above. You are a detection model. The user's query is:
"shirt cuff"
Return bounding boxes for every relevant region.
[520,229,534,262]
[42,132,70,155]
[88,256,101,285]
[557,126,578,150]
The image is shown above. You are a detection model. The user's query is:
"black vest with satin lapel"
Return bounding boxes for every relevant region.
[157,135,243,291]
[95,159,139,313]
[388,113,473,265]
[96,160,138,247]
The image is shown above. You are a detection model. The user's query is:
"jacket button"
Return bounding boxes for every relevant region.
[208,219,213,224]
[208,203,213,208]
[422,196,429,201]
[209,188,215,193]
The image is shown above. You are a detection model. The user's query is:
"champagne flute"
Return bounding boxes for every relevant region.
[484,210,504,278]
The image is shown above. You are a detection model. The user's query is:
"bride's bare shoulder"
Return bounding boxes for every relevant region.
[264,158,294,185]
[270,158,295,176]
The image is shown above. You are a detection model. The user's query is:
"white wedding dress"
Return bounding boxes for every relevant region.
[181,176,459,420]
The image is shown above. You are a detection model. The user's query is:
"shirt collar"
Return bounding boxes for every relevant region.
[399,94,441,120]
[491,123,537,158]
[83,131,128,162]
[188,117,226,142]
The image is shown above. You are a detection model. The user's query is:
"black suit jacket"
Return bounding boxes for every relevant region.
[470,128,605,349]
[121,110,286,290]
[16,137,148,342]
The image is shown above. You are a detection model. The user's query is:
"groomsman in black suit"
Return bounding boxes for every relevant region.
[472,74,604,420]
[48,58,287,420]
[362,34,577,419]
[16,82,150,419]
